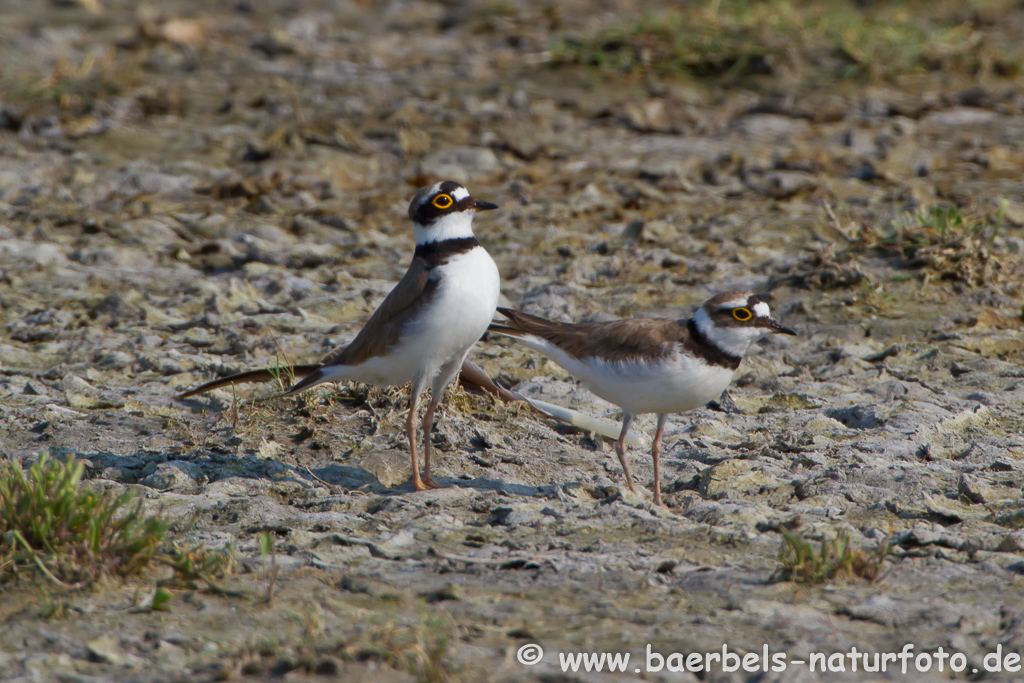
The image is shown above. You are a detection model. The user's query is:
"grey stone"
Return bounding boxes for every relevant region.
[421,147,500,183]
[139,461,207,492]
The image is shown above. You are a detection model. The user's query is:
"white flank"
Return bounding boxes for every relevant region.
[508,333,737,416]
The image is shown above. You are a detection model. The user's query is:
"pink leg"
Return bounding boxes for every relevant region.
[652,414,667,506]
[615,413,636,492]
[421,395,446,489]
[408,392,427,492]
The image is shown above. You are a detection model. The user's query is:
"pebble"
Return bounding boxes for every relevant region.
[421,147,500,183]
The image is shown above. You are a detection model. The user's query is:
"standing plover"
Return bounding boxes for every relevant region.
[183,180,500,491]
[489,292,796,505]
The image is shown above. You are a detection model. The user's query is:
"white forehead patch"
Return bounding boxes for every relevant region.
[450,186,470,202]
[753,301,770,317]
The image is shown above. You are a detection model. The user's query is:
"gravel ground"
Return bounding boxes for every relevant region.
[3,0,1024,681]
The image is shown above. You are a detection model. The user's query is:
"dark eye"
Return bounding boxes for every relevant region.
[732,307,752,321]
[432,194,453,209]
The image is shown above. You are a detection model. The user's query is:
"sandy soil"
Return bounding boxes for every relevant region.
[3,0,1024,681]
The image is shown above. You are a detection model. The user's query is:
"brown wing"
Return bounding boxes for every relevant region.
[317,255,439,368]
[493,307,686,363]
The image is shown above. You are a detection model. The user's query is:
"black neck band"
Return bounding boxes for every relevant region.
[414,237,479,261]
[686,318,743,370]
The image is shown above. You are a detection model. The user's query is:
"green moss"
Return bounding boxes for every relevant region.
[550,0,1022,84]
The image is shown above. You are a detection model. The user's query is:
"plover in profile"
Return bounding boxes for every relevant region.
[489,292,796,505]
[183,181,500,491]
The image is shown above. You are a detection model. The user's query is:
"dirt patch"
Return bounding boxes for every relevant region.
[3,0,1024,680]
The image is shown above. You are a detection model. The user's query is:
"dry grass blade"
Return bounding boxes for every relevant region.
[346,610,460,683]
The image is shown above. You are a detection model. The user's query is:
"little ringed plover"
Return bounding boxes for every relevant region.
[488,291,796,505]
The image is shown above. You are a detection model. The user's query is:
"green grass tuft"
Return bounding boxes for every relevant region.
[774,529,889,584]
[852,204,1008,286]
[0,453,168,588]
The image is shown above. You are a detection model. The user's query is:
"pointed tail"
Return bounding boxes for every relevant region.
[179,364,323,398]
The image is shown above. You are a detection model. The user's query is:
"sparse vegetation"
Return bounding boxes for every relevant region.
[156,540,237,590]
[774,529,890,584]
[0,454,168,588]
[349,611,459,683]
[258,531,279,603]
[267,351,296,394]
[861,204,1007,286]
[833,202,1014,287]
[787,201,1019,290]
[550,0,1022,83]
[0,454,236,594]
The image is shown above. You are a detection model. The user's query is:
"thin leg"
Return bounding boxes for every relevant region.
[407,375,429,492]
[421,394,445,489]
[615,413,636,492]
[652,414,668,506]
[408,392,426,491]
[421,355,464,490]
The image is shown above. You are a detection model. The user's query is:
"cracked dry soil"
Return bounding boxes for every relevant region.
[3,0,1024,681]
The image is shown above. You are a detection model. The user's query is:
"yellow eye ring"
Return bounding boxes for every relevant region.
[432,194,453,210]
[732,307,752,322]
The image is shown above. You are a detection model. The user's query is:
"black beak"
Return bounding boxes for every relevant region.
[767,318,798,336]
[471,199,499,212]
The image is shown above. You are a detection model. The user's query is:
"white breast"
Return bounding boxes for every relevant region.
[415,246,500,359]
[345,247,499,386]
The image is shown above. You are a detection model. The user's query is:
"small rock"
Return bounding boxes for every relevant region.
[964,392,998,406]
[23,653,75,675]
[959,473,995,504]
[825,405,883,429]
[87,635,140,668]
[846,595,911,627]
[98,351,133,370]
[997,529,1024,552]
[625,99,670,132]
[698,460,782,500]
[153,640,188,667]
[734,113,810,141]
[0,240,69,266]
[133,172,195,196]
[921,107,997,128]
[995,508,1024,530]
[750,171,816,199]
[100,467,137,484]
[139,461,206,492]
[421,147,500,183]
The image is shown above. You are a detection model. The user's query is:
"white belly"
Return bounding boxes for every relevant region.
[521,339,736,416]
[345,247,500,386]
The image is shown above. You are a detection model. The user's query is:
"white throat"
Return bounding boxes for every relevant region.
[414,211,476,245]
[692,307,767,358]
